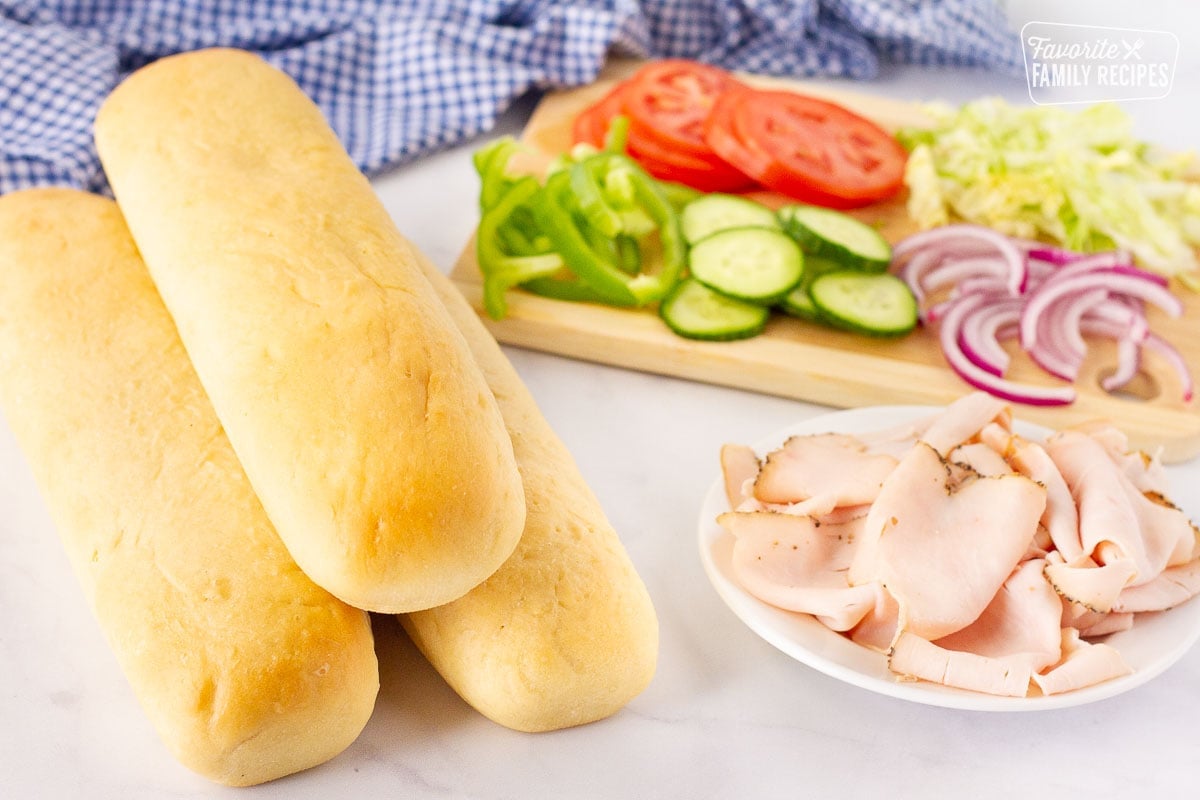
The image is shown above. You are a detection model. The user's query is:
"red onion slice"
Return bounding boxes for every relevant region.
[957,298,1023,377]
[1023,288,1109,382]
[1144,333,1195,402]
[1021,270,1182,351]
[939,294,1077,406]
[1077,316,1144,395]
[1103,337,1143,393]
[896,225,1191,406]
[1028,246,1133,268]
[894,225,1026,297]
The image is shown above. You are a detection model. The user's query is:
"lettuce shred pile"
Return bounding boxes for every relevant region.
[899,98,1200,288]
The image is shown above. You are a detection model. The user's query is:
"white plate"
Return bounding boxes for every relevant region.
[698,405,1200,711]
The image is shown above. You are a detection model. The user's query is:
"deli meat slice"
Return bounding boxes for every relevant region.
[1076,611,1134,638]
[947,442,1012,478]
[1044,553,1138,613]
[934,559,1063,662]
[849,441,1045,640]
[1031,629,1132,696]
[1046,430,1197,585]
[720,443,760,510]
[982,425,1083,562]
[715,392,1200,698]
[919,392,1009,456]
[888,560,1063,696]
[753,433,896,508]
[723,511,878,631]
[1114,559,1200,613]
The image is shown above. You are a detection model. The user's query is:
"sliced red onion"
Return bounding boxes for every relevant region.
[1040,257,1168,289]
[1091,324,1199,403]
[901,250,942,304]
[1028,246,1133,267]
[924,275,1012,325]
[1022,287,1109,382]
[1077,316,1144,394]
[1024,258,1058,286]
[894,225,1026,297]
[1060,289,1109,362]
[895,226,1191,406]
[939,294,1077,406]
[957,298,1023,377]
[1088,298,1150,343]
[1104,337,1143,393]
[1021,270,1182,351]
[1144,332,1195,402]
[920,256,1012,298]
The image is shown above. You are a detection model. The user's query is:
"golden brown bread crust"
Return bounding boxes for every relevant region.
[0,188,379,786]
[403,253,659,733]
[93,48,525,613]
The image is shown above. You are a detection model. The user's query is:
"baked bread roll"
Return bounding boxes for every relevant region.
[93,48,525,613]
[0,188,378,786]
[402,252,659,732]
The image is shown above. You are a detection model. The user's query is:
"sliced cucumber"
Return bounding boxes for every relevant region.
[779,204,891,272]
[688,227,804,305]
[681,194,779,245]
[778,255,840,321]
[808,271,917,336]
[659,278,769,341]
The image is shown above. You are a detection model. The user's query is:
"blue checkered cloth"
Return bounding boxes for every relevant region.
[0,1,1021,194]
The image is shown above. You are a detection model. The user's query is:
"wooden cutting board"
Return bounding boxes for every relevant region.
[450,63,1200,462]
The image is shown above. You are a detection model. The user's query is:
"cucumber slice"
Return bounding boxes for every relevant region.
[659,278,769,341]
[778,255,840,321]
[808,271,917,336]
[688,227,804,305]
[681,194,779,245]
[779,283,820,321]
[779,204,891,271]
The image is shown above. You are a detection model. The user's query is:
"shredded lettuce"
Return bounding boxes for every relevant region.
[898,98,1200,287]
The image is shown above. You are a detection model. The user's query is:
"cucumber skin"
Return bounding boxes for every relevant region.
[778,288,824,323]
[658,279,769,342]
[776,254,841,322]
[693,275,799,307]
[681,194,780,245]
[778,205,891,273]
[807,272,917,337]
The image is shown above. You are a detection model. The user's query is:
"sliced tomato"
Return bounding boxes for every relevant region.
[619,60,745,155]
[572,83,629,149]
[571,67,753,193]
[702,87,774,182]
[716,90,907,209]
[625,125,756,192]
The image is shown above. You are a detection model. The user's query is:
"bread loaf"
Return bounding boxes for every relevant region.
[93,48,525,613]
[0,188,378,785]
[403,253,659,732]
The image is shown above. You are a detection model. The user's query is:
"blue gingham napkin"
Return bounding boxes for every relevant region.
[0,1,1021,195]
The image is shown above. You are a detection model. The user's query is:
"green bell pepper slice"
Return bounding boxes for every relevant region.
[476,175,564,319]
[530,156,684,307]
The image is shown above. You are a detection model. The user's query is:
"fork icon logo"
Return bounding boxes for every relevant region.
[1022,22,1177,105]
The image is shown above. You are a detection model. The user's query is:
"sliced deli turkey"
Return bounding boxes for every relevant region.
[718,393,1200,697]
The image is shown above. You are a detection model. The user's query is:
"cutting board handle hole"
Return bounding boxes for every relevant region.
[1096,368,1160,403]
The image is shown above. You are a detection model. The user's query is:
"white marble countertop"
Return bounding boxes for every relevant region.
[4,2,1200,798]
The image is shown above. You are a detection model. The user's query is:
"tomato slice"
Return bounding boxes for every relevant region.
[704,88,907,209]
[571,67,753,193]
[625,124,756,192]
[620,60,745,156]
[572,83,628,149]
[702,87,774,181]
[723,90,908,209]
